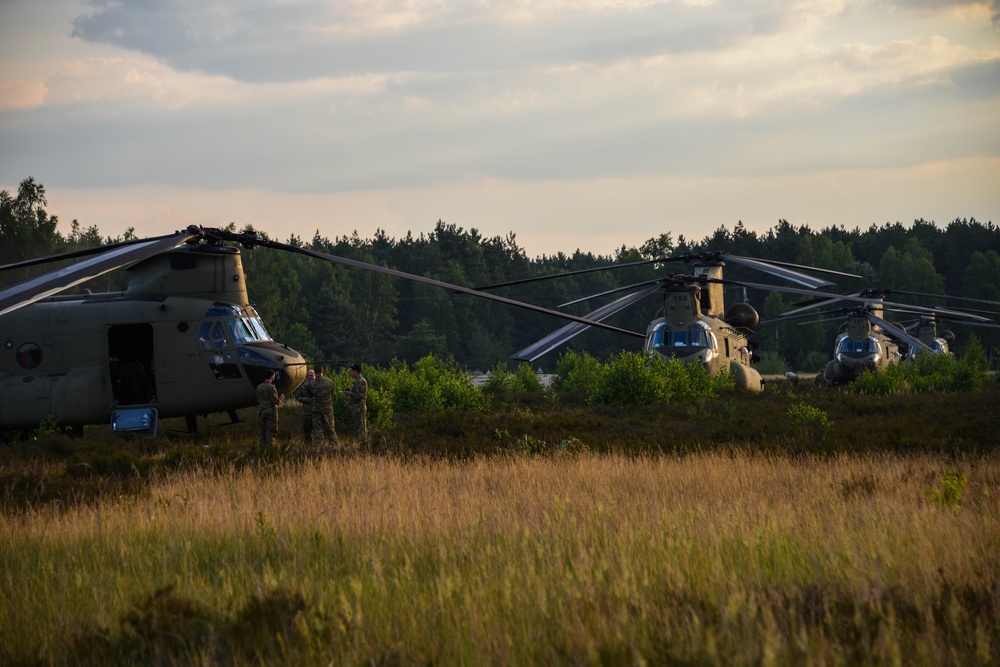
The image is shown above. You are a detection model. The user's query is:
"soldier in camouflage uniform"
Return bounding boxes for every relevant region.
[256,369,282,446]
[295,369,316,444]
[344,363,368,440]
[310,364,339,448]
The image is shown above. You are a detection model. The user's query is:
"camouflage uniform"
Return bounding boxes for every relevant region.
[310,374,338,447]
[346,373,368,439]
[256,380,281,446]
[295,378,314,443]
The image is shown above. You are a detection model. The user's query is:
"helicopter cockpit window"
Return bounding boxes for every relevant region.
[226,317,271,345]
[205,304,243,318]
[198,321,229,350]
[246,317,271,341]
[688,328,710,347]
[650,322,712,350]
[16,343,42,369]
[650,323,668,348]
[837,337,879,357]
[203,351,242,380]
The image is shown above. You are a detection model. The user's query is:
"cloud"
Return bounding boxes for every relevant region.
[0,80,47,110]
[70,0,785,82]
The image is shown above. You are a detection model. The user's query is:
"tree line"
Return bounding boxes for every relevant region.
[3,176,998,372]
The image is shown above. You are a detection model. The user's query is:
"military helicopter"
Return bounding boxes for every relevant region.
[902,310,1000,360]
[772,288,996,384]
[475,252,861,392]
[902,314,955,358]
[0,226,644,435]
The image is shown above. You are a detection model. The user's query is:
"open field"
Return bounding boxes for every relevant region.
[2,382,999,665]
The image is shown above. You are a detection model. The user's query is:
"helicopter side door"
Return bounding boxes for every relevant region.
[108,323,156,406]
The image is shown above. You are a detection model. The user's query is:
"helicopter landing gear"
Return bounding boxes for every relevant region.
[184,414,198,434]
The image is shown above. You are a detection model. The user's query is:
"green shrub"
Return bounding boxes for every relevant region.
[924,468,967,509]
[960,333,988,372]
[588,352,666,406]
[377,361,442,412]
[852,365,910,395]
[554,350,602,394]
[656,355,734,400]
[583,353,734,407]
[787,402,830,429]
[360,355,484,427]
[482,362,519,402]
[754,350,789,375]
[34,413,60,439]
[514,362,544,392]
[414,355,485,410]
[852,352,987,395]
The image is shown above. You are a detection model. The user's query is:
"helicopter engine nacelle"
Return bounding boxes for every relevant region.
[126,245,250,306]
[724,303,759,331]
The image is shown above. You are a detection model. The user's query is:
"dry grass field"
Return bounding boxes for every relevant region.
[3,447,999,665]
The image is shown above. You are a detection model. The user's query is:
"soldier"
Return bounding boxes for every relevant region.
[295,368,316,444]
[344,363,368,441]
[310,364,338,448]
[256,369,283,446]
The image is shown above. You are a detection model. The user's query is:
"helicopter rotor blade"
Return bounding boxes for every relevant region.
[732,280,980,320]
[868,312,936,353]
[721,256,838,289]
[0,231,193,273]
[474,256,683,291]
[950,320,1000,330]
[511,284,661,362]
[205,228,647,340]
[732,256,861,280]
[475,251,861,292]
[0,230,199,317]
[873,288,1000,308]
[779,291,865,317]
[756,307,852,326]
[559,278,662,308]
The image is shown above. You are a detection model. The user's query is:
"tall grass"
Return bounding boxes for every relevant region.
[3,452,998,665]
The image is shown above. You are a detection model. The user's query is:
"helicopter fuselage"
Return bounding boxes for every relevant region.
[825,328,903,384]
[642,280,763,391]
[0,293,306,431]
[0,244,306,432]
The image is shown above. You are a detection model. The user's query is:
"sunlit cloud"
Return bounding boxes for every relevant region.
[0,80,47,110]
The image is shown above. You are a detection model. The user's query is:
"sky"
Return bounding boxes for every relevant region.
[1,0,998,258]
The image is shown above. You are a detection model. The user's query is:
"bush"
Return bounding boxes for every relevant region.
[787,403,831,432]
[553,350,602,394]
[514,362,544,392]
[754,350,788,375]
[483,360,546,401]
[852,352,988,395]
[853,365,910,395]
[586,353,732,406]
[588,352,666,406]
[924,468,967,509]
[358,355,485,429]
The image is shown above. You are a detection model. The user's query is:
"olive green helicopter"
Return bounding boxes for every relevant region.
[0,226,641,436]
[768,287,998,385]
[475,252,861,392]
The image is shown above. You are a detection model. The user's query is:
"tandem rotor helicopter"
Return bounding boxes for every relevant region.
[0,226,644,436]
[771,287,999,385]
[475,252,863,392]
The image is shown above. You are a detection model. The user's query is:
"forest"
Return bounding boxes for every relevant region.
[3,176,999,373]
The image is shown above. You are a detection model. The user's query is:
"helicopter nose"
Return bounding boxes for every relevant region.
[238,343,308,395]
